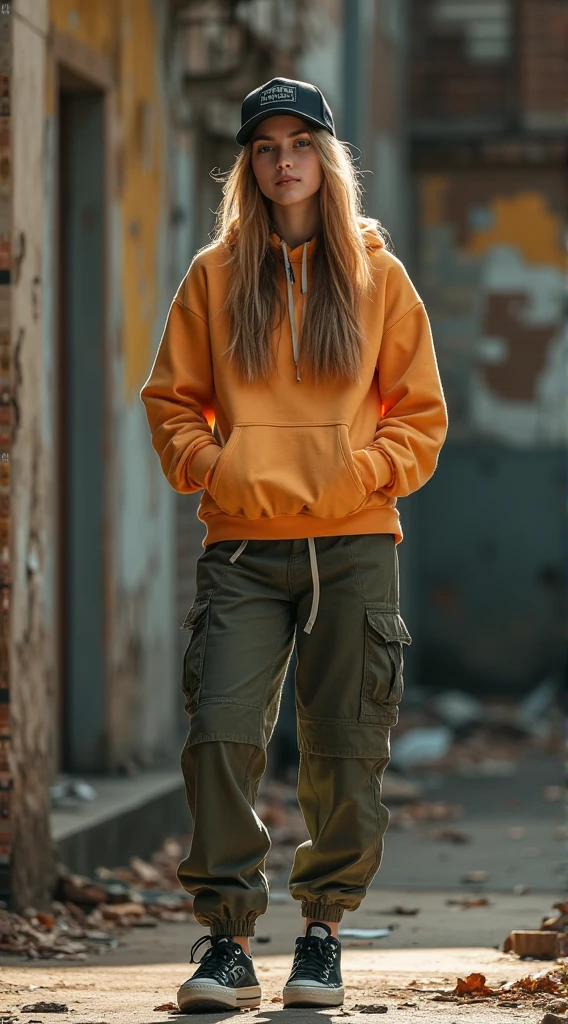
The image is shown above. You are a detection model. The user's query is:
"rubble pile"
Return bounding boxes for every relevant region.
[0,839,193,961]
[391,681,562,775]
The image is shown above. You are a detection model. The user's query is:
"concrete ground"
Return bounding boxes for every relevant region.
[0,888,564,1023]
[8,753,562,1022]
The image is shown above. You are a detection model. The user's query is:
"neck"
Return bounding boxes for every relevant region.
[271,194,320,251]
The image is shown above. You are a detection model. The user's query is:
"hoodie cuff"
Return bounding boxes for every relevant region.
[188,442,221,489]
[353,448,393,493]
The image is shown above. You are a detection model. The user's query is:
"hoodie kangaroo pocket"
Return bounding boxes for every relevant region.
[208,422,367,520]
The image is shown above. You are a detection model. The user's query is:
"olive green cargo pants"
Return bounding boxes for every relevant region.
[177,535,411,936]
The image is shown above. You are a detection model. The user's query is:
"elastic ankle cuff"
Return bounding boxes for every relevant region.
[210,919,257,937]
[302,901,344,923]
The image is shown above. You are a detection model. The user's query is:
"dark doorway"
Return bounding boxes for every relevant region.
[58,71,106,772]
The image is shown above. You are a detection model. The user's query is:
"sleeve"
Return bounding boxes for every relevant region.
[353,268,448,498]
[140,262,221,494]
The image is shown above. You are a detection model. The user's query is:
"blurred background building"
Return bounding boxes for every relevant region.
[8,0,566,907]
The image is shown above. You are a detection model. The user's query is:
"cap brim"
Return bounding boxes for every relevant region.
[236,110,332,146]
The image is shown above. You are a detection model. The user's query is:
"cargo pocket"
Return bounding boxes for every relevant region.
[361,605,411,726]
[181,592,212,714]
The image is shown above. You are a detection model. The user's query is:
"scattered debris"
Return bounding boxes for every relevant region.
[391,726,453,768]
[271,996,283,1003]
[21,1001,69,1012]
[381,906,420,916]
[390,801,463,831]
[351,1005,388,1014]
[541,1013,567,1023]
[461,870,489,884]
[446,897,490,909]
[154,1003,179,1012]
[339,928,392,940]
[504,930,562,959]
[430,689,483,729]
[381,774,422,802]
[507,826,527,840]
[430,827,470,844]
[430,967,565,1005]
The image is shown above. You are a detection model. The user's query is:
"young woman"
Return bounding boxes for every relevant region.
[141,77,447,1013]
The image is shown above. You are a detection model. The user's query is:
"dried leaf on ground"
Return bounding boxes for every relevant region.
[382,905,420,916]
[154,1002,179,1011]
[452,973,496,996]
[504,971,561,996]
[271,996,283,1003]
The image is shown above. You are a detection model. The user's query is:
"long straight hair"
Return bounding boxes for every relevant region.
[213,127,383,383]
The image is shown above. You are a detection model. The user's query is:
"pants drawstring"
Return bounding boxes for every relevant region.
[304,538,320,634]
[229,540,248,564]
[230,538,319,632]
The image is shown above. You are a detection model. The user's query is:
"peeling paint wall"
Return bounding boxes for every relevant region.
[46,0,183,770]
[418,171,566,447]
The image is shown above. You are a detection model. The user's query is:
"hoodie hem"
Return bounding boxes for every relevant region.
[198,507,402,547]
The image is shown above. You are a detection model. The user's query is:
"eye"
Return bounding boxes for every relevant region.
[295,139,310,147]
[255,144,272,154]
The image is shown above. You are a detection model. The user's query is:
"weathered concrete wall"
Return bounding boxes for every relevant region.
[11,0,55,910]
[46,0,181,771]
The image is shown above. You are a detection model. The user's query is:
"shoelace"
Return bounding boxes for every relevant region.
[189,935,238,981]
[290,935,337,982]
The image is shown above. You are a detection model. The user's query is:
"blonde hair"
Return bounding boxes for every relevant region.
[213,126,384,383]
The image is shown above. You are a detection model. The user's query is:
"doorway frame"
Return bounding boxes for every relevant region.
[49,30,113,774]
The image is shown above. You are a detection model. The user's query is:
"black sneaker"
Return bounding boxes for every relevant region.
[283,922,344,1008]
[177,935,261,1013]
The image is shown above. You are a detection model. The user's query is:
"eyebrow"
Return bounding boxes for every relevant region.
[251,128,310,143]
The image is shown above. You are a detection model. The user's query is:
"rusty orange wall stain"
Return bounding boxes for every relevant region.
[467,192,565,269]
[49,0,164,401]
[420,176,448,227]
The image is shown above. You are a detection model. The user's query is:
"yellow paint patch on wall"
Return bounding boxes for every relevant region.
[420,176,449,228]
[49,0,164,401]
[120,0,163,399]
[50,0,116,58]
[467,192,566,270]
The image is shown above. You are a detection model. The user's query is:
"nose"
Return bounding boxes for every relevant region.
[276,148,293,170]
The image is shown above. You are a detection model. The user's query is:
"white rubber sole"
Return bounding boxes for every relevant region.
[283,984,344,1008]
[177,982,261,1013]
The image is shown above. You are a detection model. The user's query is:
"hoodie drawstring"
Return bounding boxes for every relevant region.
[280,239,309,382]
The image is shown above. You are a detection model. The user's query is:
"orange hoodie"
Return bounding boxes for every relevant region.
[141,222,447,545]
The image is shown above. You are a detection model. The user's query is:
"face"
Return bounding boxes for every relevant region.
[250,114,323,207]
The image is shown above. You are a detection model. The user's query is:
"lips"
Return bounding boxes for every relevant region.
[275,177,299,185]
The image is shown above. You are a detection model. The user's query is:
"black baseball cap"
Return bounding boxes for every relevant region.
[236,77,336,146]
